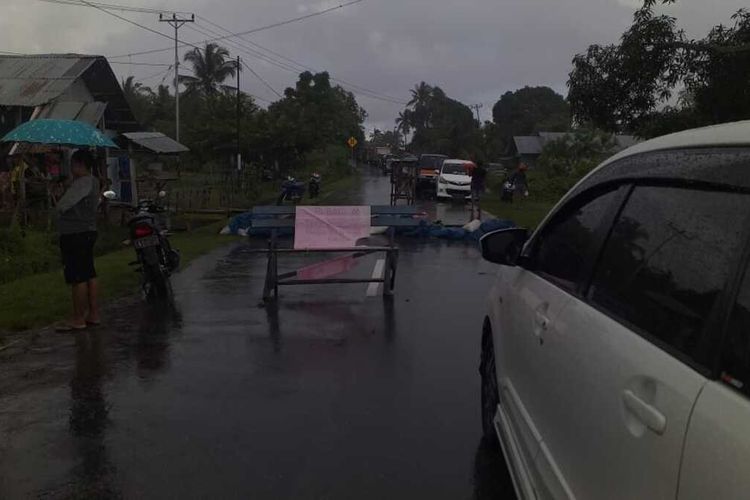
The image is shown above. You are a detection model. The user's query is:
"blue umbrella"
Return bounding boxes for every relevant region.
[1,119,118,148]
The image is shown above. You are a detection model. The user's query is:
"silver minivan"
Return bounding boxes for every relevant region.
[479,121,750,499]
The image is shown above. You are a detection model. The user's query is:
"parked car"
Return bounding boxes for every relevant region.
[436,159,472,200]
[417,153,447,191]
[479,120,750,500]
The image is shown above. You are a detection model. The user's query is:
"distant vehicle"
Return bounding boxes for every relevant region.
[479,120,750,499]
[276,177,306,205]
[381,154,397,175]
[417,154,447,192]
[375,146,392,157]
[436,159,471,200]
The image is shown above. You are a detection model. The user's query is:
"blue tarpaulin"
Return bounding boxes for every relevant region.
[225,211,515,242]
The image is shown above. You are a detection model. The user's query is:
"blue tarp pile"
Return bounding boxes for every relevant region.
[398,218,516,241]
[224,211,516,242]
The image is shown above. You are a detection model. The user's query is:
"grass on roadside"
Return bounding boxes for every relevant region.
[0,220,238,335]
[0,168,358,336]
[482,197,556,230]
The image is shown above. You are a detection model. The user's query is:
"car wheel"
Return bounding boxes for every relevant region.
[480,319,500,446]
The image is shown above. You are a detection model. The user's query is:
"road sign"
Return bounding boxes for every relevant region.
[347,137,358,149]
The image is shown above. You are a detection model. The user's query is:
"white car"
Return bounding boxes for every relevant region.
[479,120,750,500]
[436,159,472,200]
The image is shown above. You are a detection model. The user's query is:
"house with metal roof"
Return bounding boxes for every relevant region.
[0,53,138,138]
[511,131,639,168]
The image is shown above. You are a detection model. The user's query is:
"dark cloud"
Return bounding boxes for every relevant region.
[2,0,747,131]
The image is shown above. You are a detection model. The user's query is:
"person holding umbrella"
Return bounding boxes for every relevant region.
[1,119,118,331]
[56,150,101,331]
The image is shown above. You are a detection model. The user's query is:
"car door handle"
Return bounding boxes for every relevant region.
[533,311,550,337]
[622,390,667,435]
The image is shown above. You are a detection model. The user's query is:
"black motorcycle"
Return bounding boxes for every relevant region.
[105,191,180,300]
[308,172,321,199]
[276,177,306,205]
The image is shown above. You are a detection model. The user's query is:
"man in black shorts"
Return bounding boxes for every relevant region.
[56,150,100,331]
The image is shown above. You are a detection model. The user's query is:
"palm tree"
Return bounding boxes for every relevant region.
[408,82,432,108]
[395,110,412,147]
[395,110,411,136]
[180,43,239,96]
[121,76,152,103]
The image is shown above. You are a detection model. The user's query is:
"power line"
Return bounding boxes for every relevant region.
[110,61,172,67]
[191,15,407,105]
[108,0,364,59]
[39,0,191,15]
[241,59,282,99]
[71,0,188,46]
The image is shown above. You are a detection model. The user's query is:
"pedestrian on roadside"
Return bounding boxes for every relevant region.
[470,161,487,220]
[55,150,101,332]
[508,163,529,204]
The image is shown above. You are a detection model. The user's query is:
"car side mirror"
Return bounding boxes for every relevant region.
[434,169,440,175]
[102,190,117,200]
[480,228,528,266]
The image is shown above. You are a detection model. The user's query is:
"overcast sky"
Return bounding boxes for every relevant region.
[1,0,746,132]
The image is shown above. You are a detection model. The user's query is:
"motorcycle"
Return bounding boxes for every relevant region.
[308,172,321,199]
[277,177,306,205]
[103,190,180,300]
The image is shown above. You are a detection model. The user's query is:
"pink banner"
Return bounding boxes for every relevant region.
[297,254,357,280]
[294,206,371,250]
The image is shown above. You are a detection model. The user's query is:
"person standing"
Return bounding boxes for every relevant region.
[470,161,487,220]
[508,163,529,204]
[56,150,101,331]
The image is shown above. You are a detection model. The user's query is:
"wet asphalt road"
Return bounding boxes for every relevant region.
[0,169,515,499]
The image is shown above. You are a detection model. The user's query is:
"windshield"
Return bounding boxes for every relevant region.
[442,163,467,175]
[420,156,447,170]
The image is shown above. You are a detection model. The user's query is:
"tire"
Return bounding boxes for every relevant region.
[480,319,500,445]
[143,263,170,301]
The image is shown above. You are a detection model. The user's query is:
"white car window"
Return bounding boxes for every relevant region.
[533,189,620,294]
[590,186,750,369]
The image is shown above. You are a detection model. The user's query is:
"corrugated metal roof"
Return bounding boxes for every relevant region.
[123,132,189,154]
[0,54,99,107]
[37,100,107,125]
[514,136,543,155]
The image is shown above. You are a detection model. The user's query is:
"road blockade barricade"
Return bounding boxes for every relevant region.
[249,205,422,302]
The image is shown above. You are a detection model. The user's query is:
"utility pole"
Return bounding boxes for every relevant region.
[159,13,194,144]
[236,56,241,172]
[470,103,484,124]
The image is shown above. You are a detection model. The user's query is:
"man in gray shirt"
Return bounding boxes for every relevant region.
[56,150,100,331]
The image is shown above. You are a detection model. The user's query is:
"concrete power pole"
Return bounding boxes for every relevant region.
[470,103,484,124]
[159,13,194,144]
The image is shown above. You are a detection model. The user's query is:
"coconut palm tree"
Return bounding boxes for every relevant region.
[121,76,152,102]
[395,110,411,136]
[180,43,239,96]
[408,81,432,108]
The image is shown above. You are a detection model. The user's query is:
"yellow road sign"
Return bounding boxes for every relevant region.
[347,137,358,148]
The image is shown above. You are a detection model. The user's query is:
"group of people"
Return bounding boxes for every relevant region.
[464,161,530,220]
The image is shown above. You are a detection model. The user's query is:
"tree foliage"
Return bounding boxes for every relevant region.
[180,43,239,96]
[534,129,617,199]
[491,86,570,140]
[396,82,479,158]
[568,1,750,136]
[121,46,367,175]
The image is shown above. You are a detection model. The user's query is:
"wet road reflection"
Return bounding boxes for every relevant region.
[0,168,516,499]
